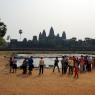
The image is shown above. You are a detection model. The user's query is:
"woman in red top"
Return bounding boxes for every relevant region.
[74,63,79,79]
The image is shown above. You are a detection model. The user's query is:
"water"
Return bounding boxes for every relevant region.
[16,57,61,68]
[15,54,95,68]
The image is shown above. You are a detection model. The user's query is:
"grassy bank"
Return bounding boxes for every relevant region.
[0,51,95,56]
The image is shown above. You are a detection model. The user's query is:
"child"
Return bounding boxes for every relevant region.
[74,63,79,79]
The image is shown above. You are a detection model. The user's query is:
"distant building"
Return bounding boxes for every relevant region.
[5,27,95,51]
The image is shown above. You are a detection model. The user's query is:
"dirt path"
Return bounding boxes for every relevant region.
[0,55,95,95]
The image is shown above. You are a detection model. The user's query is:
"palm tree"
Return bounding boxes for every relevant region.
[6,35,10,40]
[19,29,22,40]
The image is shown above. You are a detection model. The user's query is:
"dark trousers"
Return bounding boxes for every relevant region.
[28,66,32,75]
[23,67,27,74]
[39,65,44,75]
[13,64,17,73]
[88,64,91,72]
[13,68,17,73]
[62,66,67,74]
[10,65,13,73]
[53,65,60,72]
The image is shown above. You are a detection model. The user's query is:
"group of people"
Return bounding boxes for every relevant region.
[53,55,95,78]
[21,56,34,75]
[9,56,44,75]
[9,56,34,74]
[9,56,17,73]
[53,56,79,78]
[9,55,95,78]
[21,56,45,75]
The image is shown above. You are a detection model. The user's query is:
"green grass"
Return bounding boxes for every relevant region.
[0,51,95,56]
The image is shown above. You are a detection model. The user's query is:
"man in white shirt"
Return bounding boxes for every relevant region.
[39,57,45,75]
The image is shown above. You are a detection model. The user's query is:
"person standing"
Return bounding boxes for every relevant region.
[53,57,60,72]
[84,56,88,72]
[12,57,17,73]
[28,56,34,75]
[79,55,85,73]
[74,63,79,79]
[9,56,14,73]
[92,57,95,69]
[22,58,28,74]
[87,56,92,72]
[68,57,74,75]
[39,57,45,75]
[61,56,68,74]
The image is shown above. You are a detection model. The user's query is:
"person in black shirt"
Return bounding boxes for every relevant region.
[9,56,13,73]
[53,57,60,72]
[22,58,28,74]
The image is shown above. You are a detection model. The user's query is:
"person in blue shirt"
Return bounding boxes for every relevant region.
[22,58,28,74]
[28,56,34,75]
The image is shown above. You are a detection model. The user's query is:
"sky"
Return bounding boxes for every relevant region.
[0,0,95,41]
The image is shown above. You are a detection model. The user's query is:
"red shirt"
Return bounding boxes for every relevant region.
[74,66,79,72]
[79,58,85,65]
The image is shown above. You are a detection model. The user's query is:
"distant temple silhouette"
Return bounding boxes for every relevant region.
[3,27,95,51]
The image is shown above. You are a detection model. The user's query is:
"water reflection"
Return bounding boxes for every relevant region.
[16,58,62,68]
[16,54,95,68]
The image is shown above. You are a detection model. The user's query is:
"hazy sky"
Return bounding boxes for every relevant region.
[0,0,95,40]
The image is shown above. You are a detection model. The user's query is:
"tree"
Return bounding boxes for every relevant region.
[0,19,7,46]
[19,29,23,40]
[0,20,7,37]
[0,37,5,45]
